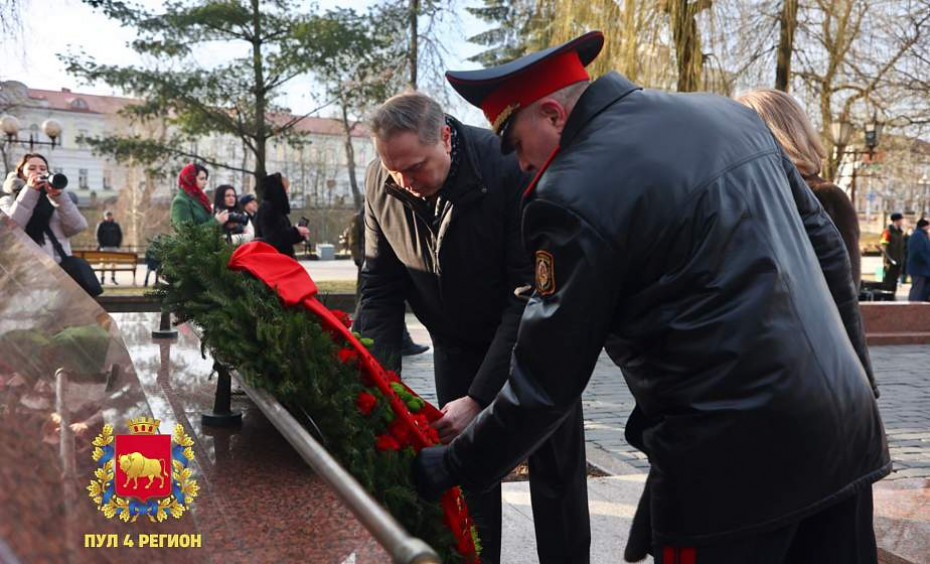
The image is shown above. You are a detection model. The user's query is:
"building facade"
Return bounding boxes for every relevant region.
[0,80,376,210]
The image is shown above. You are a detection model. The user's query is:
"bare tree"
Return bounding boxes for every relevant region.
[789,0,930,181]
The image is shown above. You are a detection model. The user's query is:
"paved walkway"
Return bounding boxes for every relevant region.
[401,315,930,563]
[98,258,359,287]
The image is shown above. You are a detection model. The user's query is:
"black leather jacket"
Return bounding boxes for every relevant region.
[357,117,531,406]
[445,73,890,544]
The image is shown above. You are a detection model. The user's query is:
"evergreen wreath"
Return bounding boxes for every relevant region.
[149,223,478,562]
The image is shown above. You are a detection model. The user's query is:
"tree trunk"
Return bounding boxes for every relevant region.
[666,0,711,92]
[822,90,840,183]
[250,0,268,197]
[622,0,638,82]
[409,0,419,89]
[341,104,363,210]
[774,0,799,91]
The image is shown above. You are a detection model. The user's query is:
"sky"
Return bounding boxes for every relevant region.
[0,0,490,124]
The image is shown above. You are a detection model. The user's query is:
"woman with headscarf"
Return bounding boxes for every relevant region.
[170,163,228,229]
[737,88,862,286]
[0,153,87,262]
[255,173,308,257]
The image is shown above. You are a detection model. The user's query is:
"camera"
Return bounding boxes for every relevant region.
[227,211,250,225]
[297,216,310,228]
[39,173,68,190]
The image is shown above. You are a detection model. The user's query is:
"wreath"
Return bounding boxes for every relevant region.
[150,223,479,562]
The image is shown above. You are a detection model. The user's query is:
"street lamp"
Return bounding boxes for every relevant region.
[831,115,883,210]
[0,115,63,150]
[831,120,854,147]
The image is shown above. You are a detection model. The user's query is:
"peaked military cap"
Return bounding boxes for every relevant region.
[446,31,604,140]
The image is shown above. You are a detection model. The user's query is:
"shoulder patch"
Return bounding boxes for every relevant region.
[535,250,555,296]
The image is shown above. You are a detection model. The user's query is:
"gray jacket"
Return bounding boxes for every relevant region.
[1,172,88,262]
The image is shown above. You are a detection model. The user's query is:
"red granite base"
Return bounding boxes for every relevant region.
[0,310,391,563]
[873,478,930,564]
[861,302,930,345]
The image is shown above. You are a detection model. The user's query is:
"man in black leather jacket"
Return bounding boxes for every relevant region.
[358,92,590,563]
[416,32,890,563]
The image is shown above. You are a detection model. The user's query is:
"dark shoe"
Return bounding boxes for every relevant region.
[401,330,429,356]
[402,341,429,356]
[111,279,119,285]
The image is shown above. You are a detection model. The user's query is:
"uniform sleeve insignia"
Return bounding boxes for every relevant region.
[535,250,555,296]
[87,416,198,523]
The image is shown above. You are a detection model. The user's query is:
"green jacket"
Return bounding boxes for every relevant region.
[171,190,213,229]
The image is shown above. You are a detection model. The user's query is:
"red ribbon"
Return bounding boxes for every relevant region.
[228,242,478,561]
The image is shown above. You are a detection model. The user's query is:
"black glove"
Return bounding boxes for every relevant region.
[413,445,456,501]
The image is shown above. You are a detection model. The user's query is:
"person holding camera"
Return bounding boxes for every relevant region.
[1,153,87,262]
[213,184,254,245]
[255,172,308,258]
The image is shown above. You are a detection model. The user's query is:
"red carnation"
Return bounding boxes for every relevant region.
[385,370,401,383]
[337,348,358,365]
[331,309,353,328]
[375,434,400,451]
[356,391,377,415]
[388,418,412,445]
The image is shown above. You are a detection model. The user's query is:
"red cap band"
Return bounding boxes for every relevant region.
[480,50,590,133]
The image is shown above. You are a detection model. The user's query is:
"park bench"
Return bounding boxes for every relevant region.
[859,279,896,302]
[73,250,139,285]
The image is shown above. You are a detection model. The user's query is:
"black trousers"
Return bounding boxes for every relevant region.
[883,263,902,288]
[433,342,591,564]
[654,488,877,564]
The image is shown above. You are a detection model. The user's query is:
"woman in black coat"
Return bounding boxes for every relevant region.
[255,173,308,257]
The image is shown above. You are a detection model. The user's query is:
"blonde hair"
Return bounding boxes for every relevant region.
[736,89,825,177]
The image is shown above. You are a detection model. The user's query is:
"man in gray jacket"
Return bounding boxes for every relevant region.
[357,92,590,564]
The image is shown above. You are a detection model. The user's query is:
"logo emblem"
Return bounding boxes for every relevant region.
[535,250,556,296]
[87,417,199,522]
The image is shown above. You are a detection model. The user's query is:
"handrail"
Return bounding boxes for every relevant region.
[229,369,441,563]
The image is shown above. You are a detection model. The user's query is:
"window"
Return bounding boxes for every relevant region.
[79,169,89,190]
[70,98,88,110]
[77,129,88,148]
[102,171,112,191]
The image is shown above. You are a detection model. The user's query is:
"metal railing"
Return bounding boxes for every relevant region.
[229,369,440,563]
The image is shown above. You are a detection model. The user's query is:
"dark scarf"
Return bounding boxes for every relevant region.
[178,163,211,213]
[25,188,56,246]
